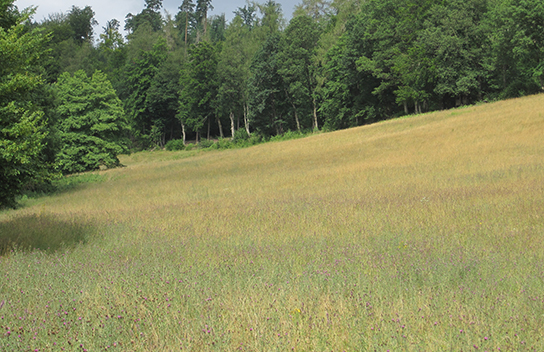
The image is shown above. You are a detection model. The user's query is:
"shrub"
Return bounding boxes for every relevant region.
[248,133,263,145]
[199,139,214,149]
[269,130,304,142]
[215,138,233,149]
[185,143,195,151]
[232,128,250,143]
[165,139,186,151]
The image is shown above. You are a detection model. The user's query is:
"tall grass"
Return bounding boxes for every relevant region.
[1,95,544,350]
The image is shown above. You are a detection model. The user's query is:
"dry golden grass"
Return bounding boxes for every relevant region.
[9,95,541,244]
[1,95,544,351]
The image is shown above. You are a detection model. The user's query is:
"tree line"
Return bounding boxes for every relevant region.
[1,0,543,207]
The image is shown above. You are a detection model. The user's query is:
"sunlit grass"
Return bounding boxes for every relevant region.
[1,95,544,350]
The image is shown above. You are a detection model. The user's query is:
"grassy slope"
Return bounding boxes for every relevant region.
[1,95,544,351]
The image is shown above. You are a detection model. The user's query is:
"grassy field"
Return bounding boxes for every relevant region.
[1,95,544,351]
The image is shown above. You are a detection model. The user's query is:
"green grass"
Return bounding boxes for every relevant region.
[1,95,544,351]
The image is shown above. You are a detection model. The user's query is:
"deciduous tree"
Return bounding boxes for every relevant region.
[0,4,53,207]
[179,41,220,141]
[55,70,129,174]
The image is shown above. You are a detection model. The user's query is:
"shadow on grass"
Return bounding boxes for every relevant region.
[0,213,96,256]
[20,173,105,202]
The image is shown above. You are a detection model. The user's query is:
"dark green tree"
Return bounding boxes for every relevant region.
[0,0,19,29]
[278,15,322,131]
[293,0,332,22]
[67,5,97,44]
[409,0,489,109]
[486,0,544,97]
[257,0,284,36]
[179,41,220,142]
[209,14,226,43]
[217,15,261,137]
[1,4,54,208]
[233,4,257,28]
[176,0,196,46]
[320,11,381,130]
[247,33,289,136]
[100,19,124,50]
[55,70,129,174]
[37,6,101,83]
[98,19,127,92]
[125,0,163,33]
[195,0,213,38]
[124,34,168,146]
[146,48,184,145]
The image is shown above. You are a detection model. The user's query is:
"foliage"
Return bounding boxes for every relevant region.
[67,5,97,44]
[99,19,124,51]
[278,15,322,131]
[0,0,19,29]
[35,6,101,83]
[176,0,196,46]
[125,0,163,33]
[232,127,249,142]
[179,41,219,141]
[124,33,169,146]
[248,33,290,136]
[55,70,129,174]
[165,138,185,151]
[0,5,53,208]
[198,138,214,148]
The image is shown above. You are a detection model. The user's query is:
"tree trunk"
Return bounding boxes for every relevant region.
[229,111,235,138]
[403,101,408,115]
[286,88,301,132]
[207,118,210,140]
[185,16,188,47]
[181,122,186,145]
[216,115,224,138]
[502,65,507,90]
[244,102,250,135]
[291,103,301,132]
[204,12,207,37]
[312,96,318,130]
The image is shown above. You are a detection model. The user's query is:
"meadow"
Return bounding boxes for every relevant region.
[1,95,544,351]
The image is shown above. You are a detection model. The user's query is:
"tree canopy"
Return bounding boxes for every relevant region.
[0,5,52,208]
[55,70,129,174]
[2,0,544,206]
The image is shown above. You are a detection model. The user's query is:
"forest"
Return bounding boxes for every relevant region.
[1,0,544,208]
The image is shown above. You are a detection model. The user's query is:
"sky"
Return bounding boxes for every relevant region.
[15,0,299,37]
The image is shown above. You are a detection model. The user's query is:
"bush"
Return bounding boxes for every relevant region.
[269,130,304,142]
[215,138,233,149]
[248,133,263,145]
[232,128,250,143]
[165,139,186,151]
[199,139,214,149]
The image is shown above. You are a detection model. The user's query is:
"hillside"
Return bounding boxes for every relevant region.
[1,95,544,350]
